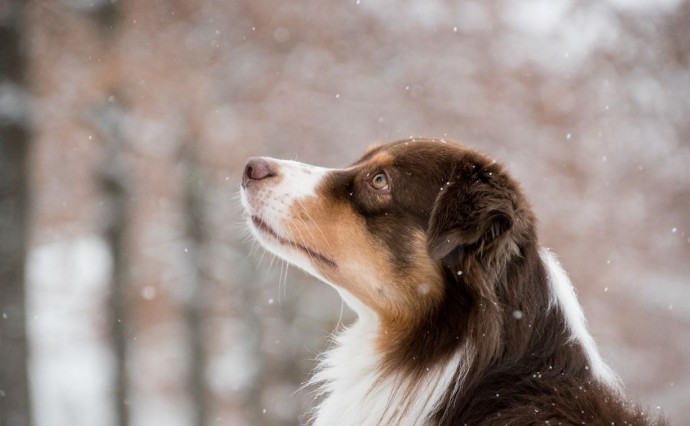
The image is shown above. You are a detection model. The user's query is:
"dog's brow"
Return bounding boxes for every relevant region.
[369,151,394,166]
[352,147,387,165]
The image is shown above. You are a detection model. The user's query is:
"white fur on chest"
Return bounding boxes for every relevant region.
[309,314,463,426]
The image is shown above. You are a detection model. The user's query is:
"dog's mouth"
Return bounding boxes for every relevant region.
[251,215,337,269]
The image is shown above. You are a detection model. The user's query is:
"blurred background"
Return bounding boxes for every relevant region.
[1,0,689,425]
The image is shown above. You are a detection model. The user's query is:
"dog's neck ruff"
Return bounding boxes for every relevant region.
[308,301,465,426]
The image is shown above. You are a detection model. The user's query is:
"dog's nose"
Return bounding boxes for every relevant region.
[242,157,275,187]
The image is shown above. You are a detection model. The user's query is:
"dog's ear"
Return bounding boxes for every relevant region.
[427,165,514,264]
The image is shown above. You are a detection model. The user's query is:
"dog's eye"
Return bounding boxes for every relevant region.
[371,172,389,190]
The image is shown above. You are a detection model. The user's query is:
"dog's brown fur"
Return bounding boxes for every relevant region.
[244,139,666,425]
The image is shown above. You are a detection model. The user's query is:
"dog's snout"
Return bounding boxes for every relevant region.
[242,157,275,187]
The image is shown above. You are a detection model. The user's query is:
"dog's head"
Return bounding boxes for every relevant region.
[241,139,534,327]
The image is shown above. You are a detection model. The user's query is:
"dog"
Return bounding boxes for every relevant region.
[240,139,665,425]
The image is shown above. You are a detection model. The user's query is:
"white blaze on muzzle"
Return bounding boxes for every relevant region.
[241,157,335,276]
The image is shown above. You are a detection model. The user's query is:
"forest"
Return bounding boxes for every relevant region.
[1,0,689,425]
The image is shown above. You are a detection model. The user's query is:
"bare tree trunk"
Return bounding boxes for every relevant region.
[84,4,131,426]
[93,101,130,426]
[0,1,33,426]
[180,143,209,426]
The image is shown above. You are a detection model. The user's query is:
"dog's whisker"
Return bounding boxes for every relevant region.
[256,244,268,266]
[247,240,259,256]
[286,216,318,268]
[279,260,289,302]
[230,190,243,201]
[268,252,277,271]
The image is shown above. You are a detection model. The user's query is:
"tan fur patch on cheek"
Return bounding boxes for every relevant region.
[286,197,445,321]
[377,231,444,318]
[375,231,446,352]
[400,231,445,303]
[286,196,399,311]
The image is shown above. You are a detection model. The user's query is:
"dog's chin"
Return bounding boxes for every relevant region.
[247,215,336,281]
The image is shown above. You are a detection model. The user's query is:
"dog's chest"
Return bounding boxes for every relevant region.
[311,320,460,426]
